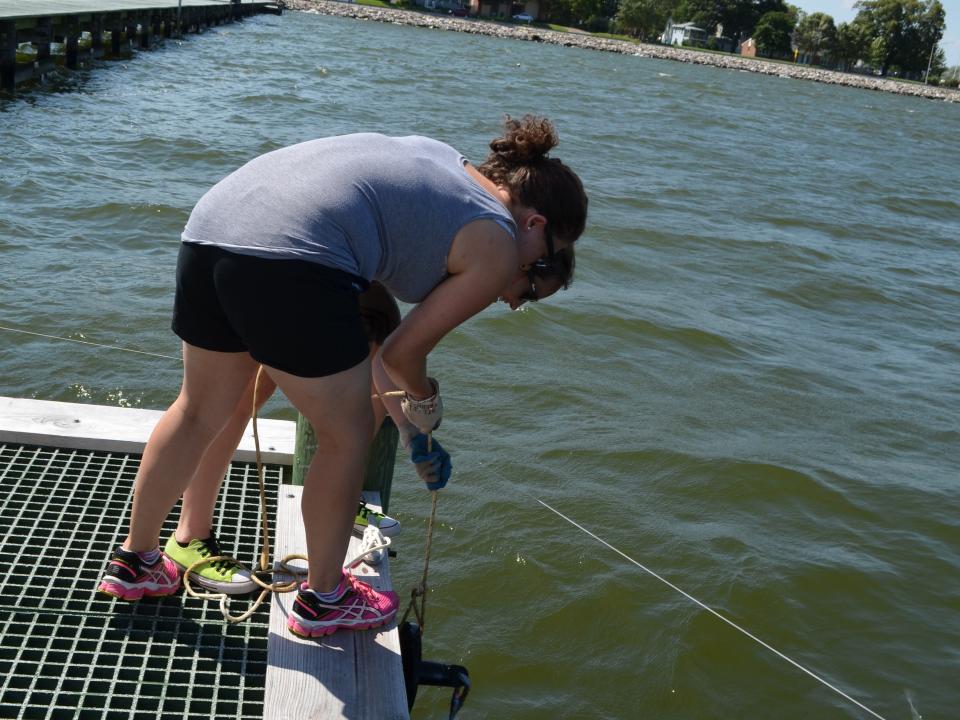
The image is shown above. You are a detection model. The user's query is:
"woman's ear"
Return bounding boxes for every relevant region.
[524,212,547,232]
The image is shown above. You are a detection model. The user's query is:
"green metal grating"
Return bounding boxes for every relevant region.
[0,442,284,719]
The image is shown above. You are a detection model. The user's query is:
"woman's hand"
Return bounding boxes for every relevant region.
[401,377,443,433]
[409,433,452,490]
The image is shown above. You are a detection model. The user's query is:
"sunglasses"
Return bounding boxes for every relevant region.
[520,259,554,303]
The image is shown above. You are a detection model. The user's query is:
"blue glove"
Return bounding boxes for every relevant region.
[409,433,452,491]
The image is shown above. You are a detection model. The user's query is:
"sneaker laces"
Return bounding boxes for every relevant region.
[195,533,234,573]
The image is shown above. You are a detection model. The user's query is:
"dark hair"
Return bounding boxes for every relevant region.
[359,281,401,345]
[478,115,588,245]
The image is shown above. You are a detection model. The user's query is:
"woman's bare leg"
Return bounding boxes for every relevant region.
[175,372,278,543]
[264,358,373,593]
[123,343,260,552]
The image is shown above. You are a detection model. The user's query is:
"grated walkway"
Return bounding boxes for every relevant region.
[0,443,282,719]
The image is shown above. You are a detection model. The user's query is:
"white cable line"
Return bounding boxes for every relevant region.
[535,498,889,720]
[0,325,179,361]
[0,320,893,719]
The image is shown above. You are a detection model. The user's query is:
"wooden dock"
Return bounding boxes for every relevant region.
[0,0,283,90]
[0,395,409,718]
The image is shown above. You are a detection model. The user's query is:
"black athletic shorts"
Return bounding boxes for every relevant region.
[171,242,370,378]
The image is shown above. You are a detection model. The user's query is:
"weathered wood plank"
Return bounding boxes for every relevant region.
[0,395,295,464]
[265,485,409,720]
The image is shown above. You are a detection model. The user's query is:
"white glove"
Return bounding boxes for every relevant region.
[400,377,443,434]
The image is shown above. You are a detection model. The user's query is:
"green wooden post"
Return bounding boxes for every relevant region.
[292,416,399,514]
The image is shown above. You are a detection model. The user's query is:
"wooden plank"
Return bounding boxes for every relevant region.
[265,485,409,720]
[0,395,295,465]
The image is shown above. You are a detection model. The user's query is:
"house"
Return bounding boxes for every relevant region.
[475,0,539,18]
[740,37,757,57]
[660,19,708,47]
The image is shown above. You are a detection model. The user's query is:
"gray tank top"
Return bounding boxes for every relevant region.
[181,134,517,303]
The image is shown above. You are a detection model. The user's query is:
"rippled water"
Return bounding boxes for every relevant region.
[2,11,959,719]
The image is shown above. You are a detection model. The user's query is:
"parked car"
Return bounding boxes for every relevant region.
[512,12,534,22]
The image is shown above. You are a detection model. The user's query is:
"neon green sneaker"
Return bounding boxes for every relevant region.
[354,501,401,537]
[163,532,257,595]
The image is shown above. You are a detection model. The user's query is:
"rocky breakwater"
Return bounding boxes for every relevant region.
[285,0,959,103]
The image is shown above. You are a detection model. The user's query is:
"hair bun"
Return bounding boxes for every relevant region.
[489,114,559,164]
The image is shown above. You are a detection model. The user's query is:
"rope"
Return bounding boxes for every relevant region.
[400,431,439,635]
[182,366,394,623]
[536,498,890,720]
[401,488,439,633]
[182,366,302,621]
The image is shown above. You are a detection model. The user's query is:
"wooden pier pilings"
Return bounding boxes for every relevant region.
[0,1,283,91]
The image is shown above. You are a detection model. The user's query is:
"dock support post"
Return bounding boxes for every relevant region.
[292,418,399,513]
[90,15,104,57]
[139,16,151,49]
[0,21,15,92]
[110,20,122,56]
[64,24,80,70]
[32,19,53,70]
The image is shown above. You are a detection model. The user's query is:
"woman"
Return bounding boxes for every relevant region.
[98,115,588,638]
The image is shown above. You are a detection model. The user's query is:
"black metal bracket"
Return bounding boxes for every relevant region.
[399,621,470,719]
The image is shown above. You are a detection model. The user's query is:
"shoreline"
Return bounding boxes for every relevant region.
[285,0,960,104]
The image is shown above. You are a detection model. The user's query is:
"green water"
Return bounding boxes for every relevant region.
[2,11,958,719]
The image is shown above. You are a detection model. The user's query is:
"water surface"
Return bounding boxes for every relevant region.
[2,12,958,719]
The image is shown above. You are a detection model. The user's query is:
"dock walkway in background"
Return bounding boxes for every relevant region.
[0,0,283,90]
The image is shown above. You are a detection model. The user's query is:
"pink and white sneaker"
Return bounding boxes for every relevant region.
[288,571,399,638]
[98,547,181,601]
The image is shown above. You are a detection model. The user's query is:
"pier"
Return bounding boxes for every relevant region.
[0,0,284,91]
[0,396,409,718]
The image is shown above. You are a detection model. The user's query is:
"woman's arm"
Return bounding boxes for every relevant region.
[378,219,517,399]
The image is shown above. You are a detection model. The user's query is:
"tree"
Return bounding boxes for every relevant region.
[795,11,836,62]
[832,20,871,69]
[672,0,788,42]
[616,0,675,39]
[753,10,794,56]
[853,0,946,76]
[570,0,605,24]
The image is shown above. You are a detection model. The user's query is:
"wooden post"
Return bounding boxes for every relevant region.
[64,24,80,70]
[90,15,104,57]
[139,16,151,49]
[32,18,53,69]
[110,20,122,56]
[292,417,399,513]
[0,21,15,91]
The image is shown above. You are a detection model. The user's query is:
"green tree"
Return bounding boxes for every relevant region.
[547,0,575,25]
[570,0,604,24]
[753,10,794,56]
[616,0,675,38]
[672,0,723,36]
[832,20,870,69]
[853,0,946,75]
[795,11,837,62]
[672,0,788,42]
